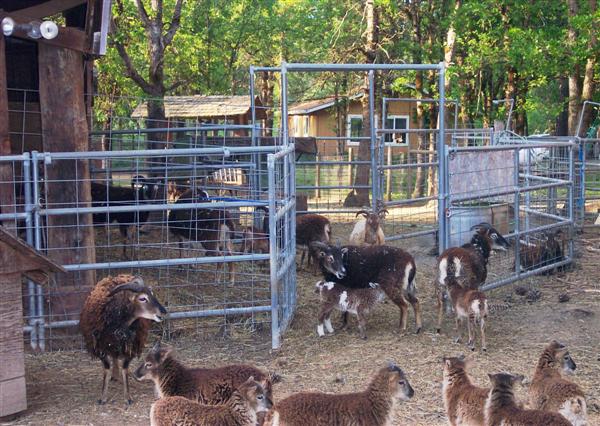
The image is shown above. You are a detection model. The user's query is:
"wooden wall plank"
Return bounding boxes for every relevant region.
[0,376,27,417]
[0,35,17,233]
[0,272,26,383]
[38,44,96,319]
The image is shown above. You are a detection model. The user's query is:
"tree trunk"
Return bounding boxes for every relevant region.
[259,71,274,137]
[578,0,597,136]
[444,0,461,125]
[411,71,426,198]
[353,0,379,206]
[556,76,570,136]
[568,0,581,135]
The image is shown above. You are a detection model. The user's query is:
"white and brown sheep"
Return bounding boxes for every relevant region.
[79,274,166,405]
[314,280,385,339]
[436,223,510,333]
[264,363,414,426]
[312,242,422,334]
[150,377,272,426]
[444,276,489,352]
[348,208,387,246]
[528,341,587,426]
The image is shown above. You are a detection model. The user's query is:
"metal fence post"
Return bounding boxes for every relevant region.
[22,153,38,350]
[437,63,448,252]
[368,70,378,209]
[267,153,279,349]
[31,150,45,351]
[568,144,575,261]
[513,147,521,276]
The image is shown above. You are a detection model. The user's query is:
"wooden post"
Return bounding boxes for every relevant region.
[386,145,392,201]
[347,147,353,186]
[0,34,16,232]
[38,44,96,320]
[315,152,321,199]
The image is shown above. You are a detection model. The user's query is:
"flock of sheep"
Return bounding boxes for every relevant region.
[77,185,582,425]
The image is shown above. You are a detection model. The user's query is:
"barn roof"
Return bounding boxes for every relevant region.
[289,94,363,115]
[131,95,260,119]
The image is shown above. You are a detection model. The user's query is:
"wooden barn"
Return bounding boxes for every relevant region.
[0,1,110,325]
[0,226,66,417]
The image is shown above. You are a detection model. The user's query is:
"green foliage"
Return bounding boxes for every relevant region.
[95,0,598,134]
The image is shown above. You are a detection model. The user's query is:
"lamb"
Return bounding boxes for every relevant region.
[241,226,270,255]
[296,213,331,271]
[442,355,489,425]
[264,362,414,426]
[517,230,564,275]
[485,372,571,426]
[133,341,275,405]
[311,242,422,333]
[436,223,509,333]
[79,274,167,404]
[348,207,387,246]
[168,188,236,282]
[91,175,159,258]
[314,280,385,339]
[444,276,489,351]
[150,377,272,426]
[528,341,587,426]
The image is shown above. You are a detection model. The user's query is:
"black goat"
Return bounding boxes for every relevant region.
[168,188,236,282]
[91,175,158,258]
[311,242,422,333]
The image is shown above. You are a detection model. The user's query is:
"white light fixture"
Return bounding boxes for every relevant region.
[40,21,59,39]
[1,17,15,36]
[0,17,59,40]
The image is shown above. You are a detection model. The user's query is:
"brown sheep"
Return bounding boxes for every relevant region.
[79,274,166,405]
[264,363,414,426]
[485,372,571,426]
[133,342,275,405]
[442,355,489,426]
[150,377,272,426]
[528,341,587,426]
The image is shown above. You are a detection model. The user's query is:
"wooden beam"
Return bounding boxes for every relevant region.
[38,43,96,319]
[0,34,16,234]
[14,0,87,19]
[0,226,67,274]
[0,12,90,53]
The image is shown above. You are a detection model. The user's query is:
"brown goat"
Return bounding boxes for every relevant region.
[264,363,414,426]
[348,208,387,246]
[314,280,385,339]
[241,226,270,255]
[296,213,331,271]
[80,275,166,405]
[133,342,274,405]
[442,355,489,426]
[485,372,571,426]
[517,230,565,275]
[436,223,509,333]
[150,377,272,426]
[444,276,489,352]
[529,341,587,426]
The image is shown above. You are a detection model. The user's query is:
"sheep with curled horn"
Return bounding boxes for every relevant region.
[80,274,167,405]
[349,205,388,246]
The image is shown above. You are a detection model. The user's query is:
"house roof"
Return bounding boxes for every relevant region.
[131,95,258,119]
[0,226,66,274]
[289,94,363,115]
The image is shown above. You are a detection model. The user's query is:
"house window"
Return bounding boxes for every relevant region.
[346,114,363,146]
[303,116,310,137]
[384,115,409,146]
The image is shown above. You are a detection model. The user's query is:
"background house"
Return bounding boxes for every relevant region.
[131,95,266,139]
[288,95,420,156]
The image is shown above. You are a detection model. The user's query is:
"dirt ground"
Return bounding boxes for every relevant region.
[3,226,600,426]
